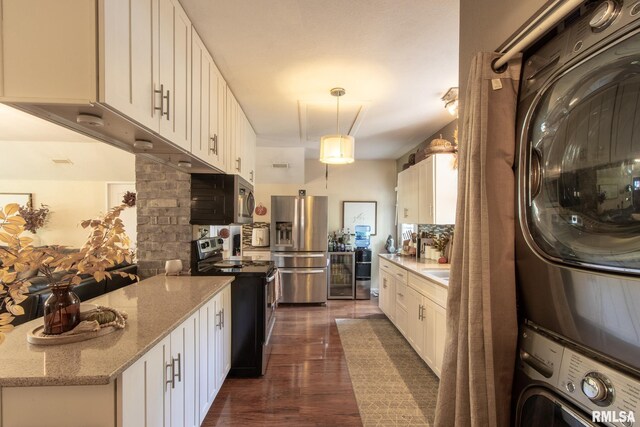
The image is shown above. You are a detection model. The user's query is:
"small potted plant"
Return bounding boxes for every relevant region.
[0,203,136,339]
[432,234,450,264]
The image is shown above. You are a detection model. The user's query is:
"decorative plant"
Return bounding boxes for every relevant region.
[122,191,136,208]
[18,203,50,233]
[432,234,450,255]
[0,203,137,343]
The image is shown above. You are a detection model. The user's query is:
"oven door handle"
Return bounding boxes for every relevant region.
[266,270,277,282]
[278,269,326,274]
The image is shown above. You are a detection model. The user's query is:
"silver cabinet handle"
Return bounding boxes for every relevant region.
[154,84,164,117]
[396,273,404,278]
[163,89,170,120]
[216,310,222,329]
[278,269,325,274]
[404,208,408,218]
[221,308,225,328]
[273,253,325,258]
[418,304,424,321]
[236,157,242,172]
[398,292,404,297]
[250,170,254,182]
[166,360,174,389]
[173,353,181,383]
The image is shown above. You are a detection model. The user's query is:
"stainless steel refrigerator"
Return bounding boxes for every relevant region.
[271,195,328,303]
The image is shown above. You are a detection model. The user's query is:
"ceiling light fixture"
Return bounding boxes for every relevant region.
[442,87,459,116]
[319,88,355,165]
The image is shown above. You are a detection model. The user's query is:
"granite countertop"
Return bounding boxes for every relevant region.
[379,254,450,287]
[0,275,234,387]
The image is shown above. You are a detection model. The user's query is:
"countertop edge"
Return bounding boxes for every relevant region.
[0,275,235,388]
[378,254,450,288]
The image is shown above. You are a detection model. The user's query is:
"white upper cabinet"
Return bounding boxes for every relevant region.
[192,30,226,171]
[158,0,191,151]
[102,0,157,131]
[418,153,458,224]
[225,89,256,183]
[102,0,191,150]
[397,153,457,225]
[397,166,419,224]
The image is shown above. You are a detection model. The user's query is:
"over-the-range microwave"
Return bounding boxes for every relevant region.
[190,174,255,225]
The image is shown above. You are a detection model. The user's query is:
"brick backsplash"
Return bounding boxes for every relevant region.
[136,156,192,278]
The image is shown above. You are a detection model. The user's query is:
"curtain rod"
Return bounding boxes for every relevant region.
[493,0,584,71]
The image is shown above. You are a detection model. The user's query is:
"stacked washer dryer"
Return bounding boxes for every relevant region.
[514,1,640,425]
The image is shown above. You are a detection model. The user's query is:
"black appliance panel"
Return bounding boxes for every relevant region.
[190,174,254,225]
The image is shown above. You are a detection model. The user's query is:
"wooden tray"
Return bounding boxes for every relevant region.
[27,324,119,345]
[27,304,119,345]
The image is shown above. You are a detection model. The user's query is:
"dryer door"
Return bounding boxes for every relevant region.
[516,387,595,427]
[521,29,640,274]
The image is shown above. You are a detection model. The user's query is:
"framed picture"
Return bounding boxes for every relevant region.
[342,201,377,235]
[0,193,32,209]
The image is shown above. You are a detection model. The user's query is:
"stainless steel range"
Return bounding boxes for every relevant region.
[514,1,640,424]
[192,237,277,377]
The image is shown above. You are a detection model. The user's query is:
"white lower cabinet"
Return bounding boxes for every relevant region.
[378,260,448,378]
[120,311,200,427]
[378,269,396,321]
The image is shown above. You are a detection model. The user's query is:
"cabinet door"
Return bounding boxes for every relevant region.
[198,298,216,423]
[223,285,232,377]
[226,89,240,173]
[398,167,418,224]
[245,119,256,184]
[213,290,226,390]
[433,302,446,377]
[158,0,191,150]
[422,298,437,370]
[119,335,168,427]
[102,0,158,132]
[208,65,225,171]
[418,157,435,224]
[386,275,396,321]
[169,312,198,427]
[191,30,209,162]
[433,154,458,224]
[379,270,390,314]
[406,286,424,356]
[395,305,408,337]
[216,72,228,172]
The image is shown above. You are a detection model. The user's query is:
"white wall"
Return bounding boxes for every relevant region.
[459,0,547,102]
[0,180,116,247]
[255,159,397,290]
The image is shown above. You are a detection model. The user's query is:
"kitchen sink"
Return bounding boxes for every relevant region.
[421,269,450,280]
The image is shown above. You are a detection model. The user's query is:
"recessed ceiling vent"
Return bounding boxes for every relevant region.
[272,163,290,169]
[51,158,73,165]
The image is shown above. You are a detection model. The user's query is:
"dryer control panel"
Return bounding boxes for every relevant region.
[520,326,640,426]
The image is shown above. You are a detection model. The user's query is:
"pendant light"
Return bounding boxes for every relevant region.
[319,88,355,164]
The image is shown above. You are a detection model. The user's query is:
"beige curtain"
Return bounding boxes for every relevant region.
[434,52,522,427]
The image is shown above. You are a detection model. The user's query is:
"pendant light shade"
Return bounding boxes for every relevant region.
[319,134,355,164]
[319,88,355,164]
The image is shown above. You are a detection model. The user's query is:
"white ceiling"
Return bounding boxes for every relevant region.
[181,0,460,160]
[0,1,459,164]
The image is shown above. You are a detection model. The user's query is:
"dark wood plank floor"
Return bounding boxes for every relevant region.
[202,298,385,426]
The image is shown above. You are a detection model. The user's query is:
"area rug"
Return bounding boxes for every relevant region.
[336,318,439,426]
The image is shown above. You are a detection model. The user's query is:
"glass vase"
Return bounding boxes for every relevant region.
[43,286,81,335]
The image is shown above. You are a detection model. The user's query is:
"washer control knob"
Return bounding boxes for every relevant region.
[566,381,575,393]
[581,372,614,406]
[589,1,619,31]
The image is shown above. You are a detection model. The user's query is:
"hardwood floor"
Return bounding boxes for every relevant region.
[202,298,385,426]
